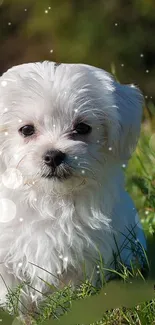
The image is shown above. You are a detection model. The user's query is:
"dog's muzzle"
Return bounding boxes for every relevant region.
[42,150,72,180]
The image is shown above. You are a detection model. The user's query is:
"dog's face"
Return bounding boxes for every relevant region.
[0,62,143,192]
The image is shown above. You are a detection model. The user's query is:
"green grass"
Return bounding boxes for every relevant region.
[1,119,155,325]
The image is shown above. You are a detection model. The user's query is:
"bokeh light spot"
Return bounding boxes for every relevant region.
[1,81,7,87]
[2,168,23,189]
[0,198,16,223]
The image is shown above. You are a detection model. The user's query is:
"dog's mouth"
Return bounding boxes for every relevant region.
[41,166,73,181]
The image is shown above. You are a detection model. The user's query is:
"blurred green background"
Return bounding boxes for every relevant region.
[0,2,155,324]
[0,0,155,105]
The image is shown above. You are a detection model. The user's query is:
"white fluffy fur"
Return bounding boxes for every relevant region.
[0,62,146,312]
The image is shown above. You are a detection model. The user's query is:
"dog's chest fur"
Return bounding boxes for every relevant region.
[0,183,115,304]
[0,175,146,310]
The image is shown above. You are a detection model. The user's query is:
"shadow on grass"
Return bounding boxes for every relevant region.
[147,233,155,279]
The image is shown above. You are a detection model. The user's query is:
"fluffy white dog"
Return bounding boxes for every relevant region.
[0,62,146,314]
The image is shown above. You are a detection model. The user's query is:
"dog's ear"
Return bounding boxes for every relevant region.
[113,82,143,161]
[91,67,143,161]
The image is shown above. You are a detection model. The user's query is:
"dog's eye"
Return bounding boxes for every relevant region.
[74,123,92,135]
[19,125,35,137]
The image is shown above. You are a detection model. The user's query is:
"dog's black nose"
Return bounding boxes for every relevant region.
[44,150,66,168]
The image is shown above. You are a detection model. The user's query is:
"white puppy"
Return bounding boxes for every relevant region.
[0,62,146,313]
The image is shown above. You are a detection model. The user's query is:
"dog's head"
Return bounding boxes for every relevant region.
[0,62,143,193]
